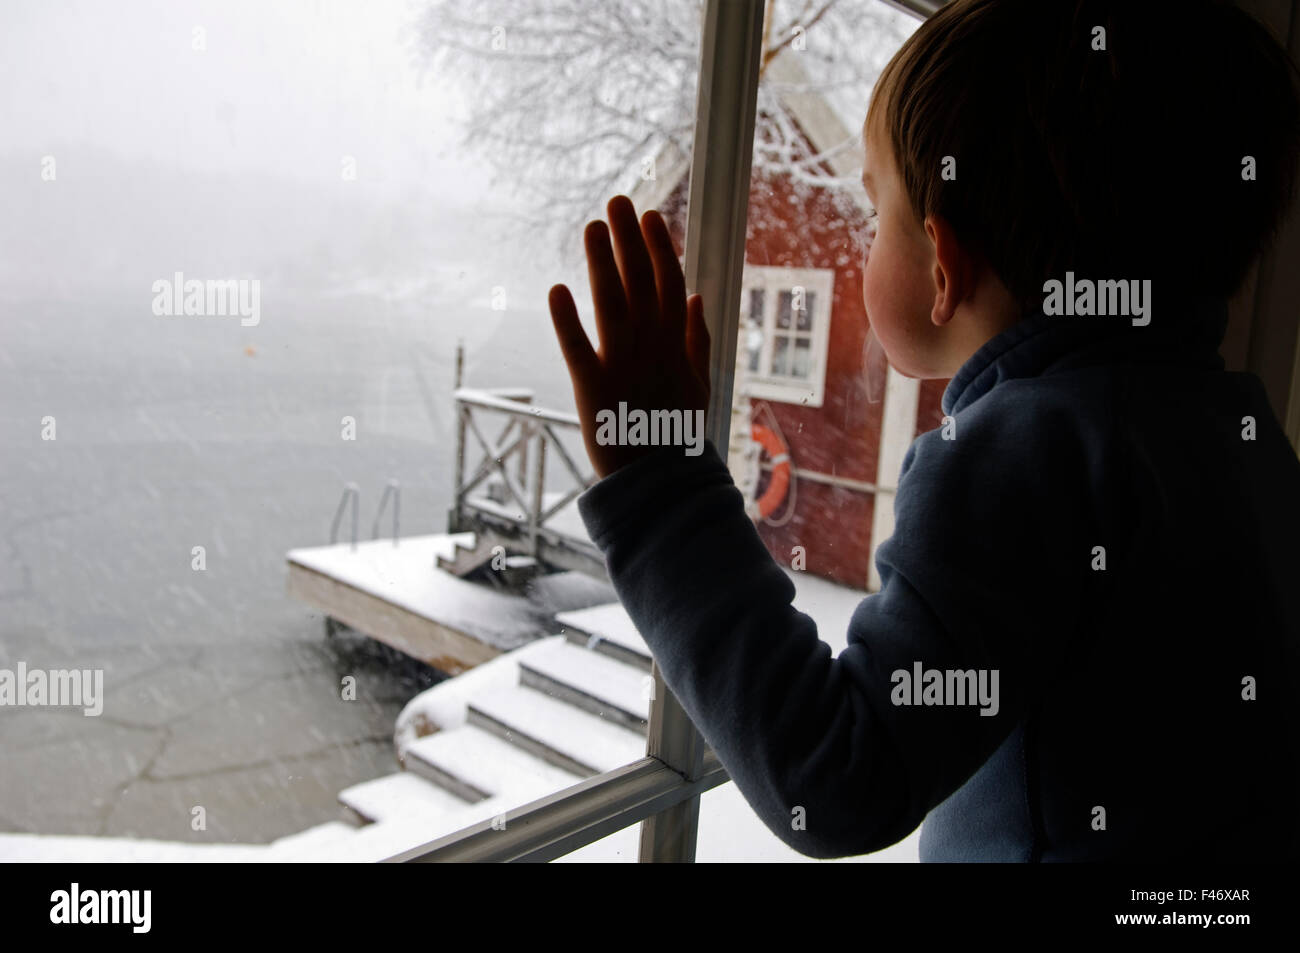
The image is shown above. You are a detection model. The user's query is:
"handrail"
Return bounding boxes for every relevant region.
[371,479,400,545]
[453,387,582,427]
[330,482,359,550]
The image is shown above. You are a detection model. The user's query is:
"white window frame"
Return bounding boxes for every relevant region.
[393,0,943,866]
[740,265,834,407]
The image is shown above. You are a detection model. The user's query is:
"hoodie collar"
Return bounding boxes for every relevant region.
[942,292,1230,416]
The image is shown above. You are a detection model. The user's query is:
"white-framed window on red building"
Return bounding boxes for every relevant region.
[740,265,835,407]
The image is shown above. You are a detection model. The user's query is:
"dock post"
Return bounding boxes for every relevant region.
[530,430,547,559]
[451,341,466,534]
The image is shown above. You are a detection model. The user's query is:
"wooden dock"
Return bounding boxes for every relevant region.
[285,381,613,674]
[287,533,615,674]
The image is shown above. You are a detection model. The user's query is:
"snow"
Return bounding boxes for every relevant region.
[518,638,649,722]
[468,682,646,774]
[288,793,526,864]
[556,603,651,659]
[338,771,470,825]
[0,834,268,863]
[405,723,586,801]
[393,634,567,754]
[288,533,612,652]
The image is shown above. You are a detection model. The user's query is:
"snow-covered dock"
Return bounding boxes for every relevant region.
[286,533,616,674]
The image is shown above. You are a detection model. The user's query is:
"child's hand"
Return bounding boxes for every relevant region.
[548,195,711,479]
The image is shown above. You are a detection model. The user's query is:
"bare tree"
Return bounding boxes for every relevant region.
[414,0,911,263]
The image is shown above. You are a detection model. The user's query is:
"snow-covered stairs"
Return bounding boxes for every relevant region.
[518,638,650,733]
[558,603,654,672]
[403,723,587,803]
[466,680,645,776]
[338,771,472,826]
[293,602,651,859]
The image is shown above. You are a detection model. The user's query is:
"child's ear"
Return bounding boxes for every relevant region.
[924,213,974,327]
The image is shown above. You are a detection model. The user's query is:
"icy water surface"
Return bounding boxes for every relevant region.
[0,287,574,843]
[0,0,586,846]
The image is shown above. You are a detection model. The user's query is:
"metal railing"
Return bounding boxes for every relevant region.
[371,479,400,544]
[330,482,359,550]
[329,480,401,550]
[449,386,603,577]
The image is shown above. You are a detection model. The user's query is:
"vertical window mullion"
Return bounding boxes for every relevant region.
[637,0,766,863]
[761,274,778,375]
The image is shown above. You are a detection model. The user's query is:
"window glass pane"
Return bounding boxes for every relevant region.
[777,290,793,329]
[772,335,791,376]
[0,0,697,862]
[746,287,766,371]
[792,337,812,378]
[377,0,706,858]
[736,0,932,546]
[796,290,815,331]
[725,0,927,864]
[553,0,929,863]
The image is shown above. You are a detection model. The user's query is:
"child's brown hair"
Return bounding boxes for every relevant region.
[865,0,1300,314]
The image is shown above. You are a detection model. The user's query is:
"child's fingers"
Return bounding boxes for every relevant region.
[548,284,599,379]
[685,293,711,385]
[584,220,629,357]
[606,195,657,326]
[642,209,686,339]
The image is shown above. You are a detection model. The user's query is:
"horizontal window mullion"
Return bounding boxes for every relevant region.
[389,751,727,864]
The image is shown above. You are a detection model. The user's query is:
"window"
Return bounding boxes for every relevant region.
[740,266,834,406]
[0,0,932,866]
[400,0,926,863]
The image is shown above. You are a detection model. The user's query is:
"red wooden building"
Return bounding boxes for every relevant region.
[631,53,945,591]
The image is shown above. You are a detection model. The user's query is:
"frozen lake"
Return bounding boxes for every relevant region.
[0,285,578,843]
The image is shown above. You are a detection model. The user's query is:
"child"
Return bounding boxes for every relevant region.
[547,0,1300,861]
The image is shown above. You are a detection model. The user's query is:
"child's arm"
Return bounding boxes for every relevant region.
[549,196,1090,858]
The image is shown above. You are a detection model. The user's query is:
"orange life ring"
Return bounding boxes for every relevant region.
[751,423,791,520]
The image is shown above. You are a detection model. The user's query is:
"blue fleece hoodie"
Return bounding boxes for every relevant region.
[575,295,1300,861]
